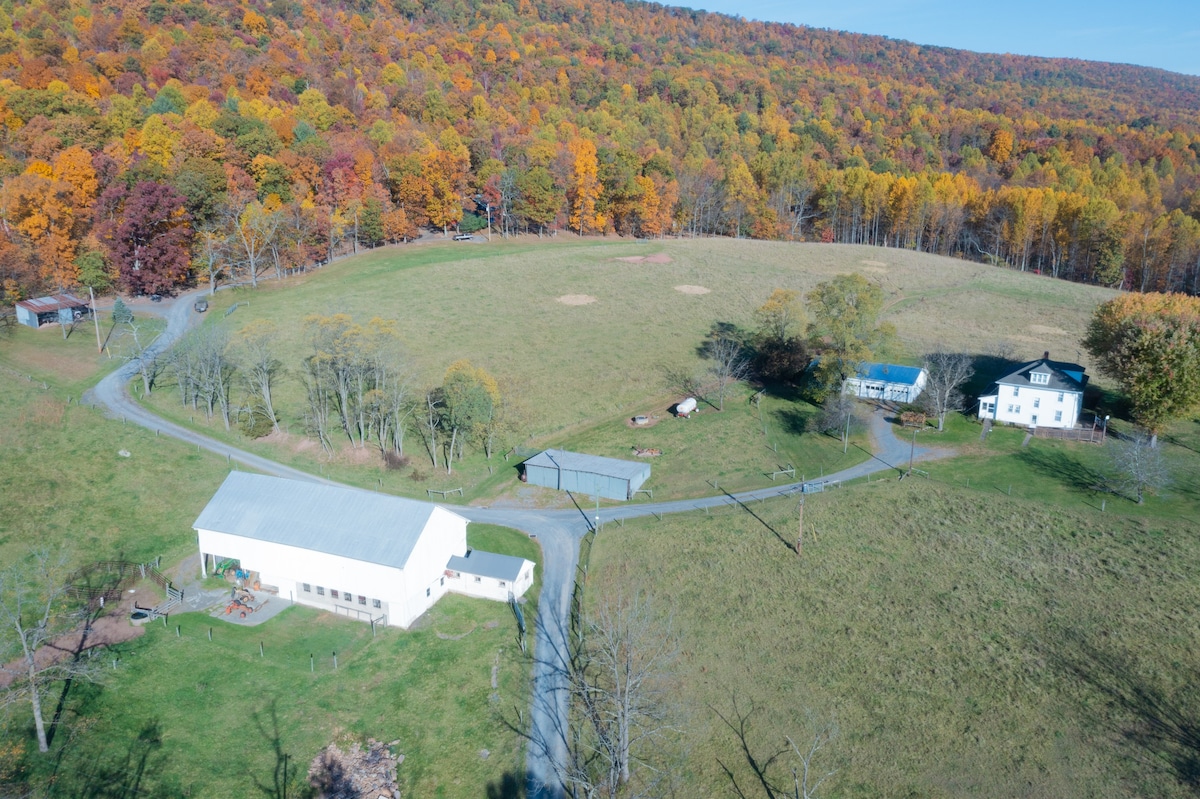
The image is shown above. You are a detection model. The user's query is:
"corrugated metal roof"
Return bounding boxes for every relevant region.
[193,472,465,570]
[523,450,650,481]
[446,550,530,582]
[15,294,87,313]
[856,362,925,386]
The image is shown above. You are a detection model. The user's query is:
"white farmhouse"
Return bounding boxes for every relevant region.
[193,472,534,628]
[977,353,1087,429]
[844,362,928,403]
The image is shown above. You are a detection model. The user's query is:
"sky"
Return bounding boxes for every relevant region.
[688,0,1200,77]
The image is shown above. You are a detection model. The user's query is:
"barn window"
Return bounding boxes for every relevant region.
[499,580,507,588]
[372,599,381,608]
[426,587,431,597]
[302,583,311,593]
[342,590,350,601]
[358,595,366,605]
[316,586,325,596]
[440,577,444,586]
[330,589,339,600]
[474,576,482,583]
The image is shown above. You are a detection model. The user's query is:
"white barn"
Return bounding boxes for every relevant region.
[977,354,1088,429]
[844,362,928,403]
[194,473,534,628]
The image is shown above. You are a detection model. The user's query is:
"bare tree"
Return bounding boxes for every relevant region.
[1108,430,1171,504]
[419,389,442,470]
[816,392,856,453]
[919,350,974,431]
[238,320,284,434]
[121,315,160,397]
[193,224,230,295]
[703,337,751,411]
[562,594,681,798]
[714,697,838,799]
[0,549,101,754]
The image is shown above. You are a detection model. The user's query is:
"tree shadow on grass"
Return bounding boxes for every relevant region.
[487,770,526,798]
[1018,447,1109,493]
[1049,630,1200,794]
[772,406,810,437]
[251,701,310,799]
[54,719,170,798]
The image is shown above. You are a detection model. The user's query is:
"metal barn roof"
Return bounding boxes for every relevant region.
[15,294,88,313]
[523,450,649,481]
[193,472,465,570]
[446,550,530,582]
[855,362,925,386]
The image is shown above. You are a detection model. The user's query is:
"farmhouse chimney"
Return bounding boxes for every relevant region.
[1043,351,1049,360]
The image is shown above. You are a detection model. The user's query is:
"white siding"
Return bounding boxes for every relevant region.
[197,504,469,629]
[978,386,1081,429]
[448,560,535,602]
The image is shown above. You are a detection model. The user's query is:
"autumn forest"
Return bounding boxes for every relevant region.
[3,0,1200,302]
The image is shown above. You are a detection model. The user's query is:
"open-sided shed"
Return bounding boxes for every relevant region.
[15,294,90,329]
[522,450,650,501]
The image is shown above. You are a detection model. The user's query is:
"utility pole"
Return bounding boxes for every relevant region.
[90,286,102,353]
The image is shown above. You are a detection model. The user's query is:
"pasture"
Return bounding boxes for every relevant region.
[583,454,1200,798]
[141,238,1118,503]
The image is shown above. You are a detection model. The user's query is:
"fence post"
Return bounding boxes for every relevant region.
[208,627,212,641]
[333,651,338,670]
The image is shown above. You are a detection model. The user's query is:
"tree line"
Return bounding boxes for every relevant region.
[151,311,520,473]
[1,0,1200,302]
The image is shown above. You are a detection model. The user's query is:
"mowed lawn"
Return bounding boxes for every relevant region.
[583,439,1200,798]
[140,238,1117,502]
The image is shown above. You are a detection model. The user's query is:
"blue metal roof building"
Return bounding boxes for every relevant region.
[522,450,651,501]
[845,362,928,403]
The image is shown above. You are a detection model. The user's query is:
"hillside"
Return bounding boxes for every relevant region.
[0,0,1199,306]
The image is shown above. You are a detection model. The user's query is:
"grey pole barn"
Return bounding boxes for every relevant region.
[522,450,650,501]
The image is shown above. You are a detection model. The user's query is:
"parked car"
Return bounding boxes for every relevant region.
[149,293,163,302]
[194,300,209,313]
[453,233,473,241]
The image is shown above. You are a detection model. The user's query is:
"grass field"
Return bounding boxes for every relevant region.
[583,462,1200,797]
[139,238,1118,503]
[0,333,541,797]
[23,525,539,799]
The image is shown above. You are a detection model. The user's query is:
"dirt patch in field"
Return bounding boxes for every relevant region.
[674,285,711,295]
[616,254,672,264]
[0,593,145,690]
[861,260,888,267]
[557,294,597,305]
[1029,324,1069,338]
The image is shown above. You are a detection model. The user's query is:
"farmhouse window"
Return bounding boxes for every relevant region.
[302,583,311,593]
[330,589,339,600]
[1013,387,1020,397]
[1058,392,1064,402]
[1007,404,1014,413]
[358,595,366,605]
[1032,415,1038,425]
[1055,411,1063,422]
[1031,372,1049,385]
[1034,398,1040,408]
[372,598,381,609]
[316,586,325,596]
[1015,405,1021,414]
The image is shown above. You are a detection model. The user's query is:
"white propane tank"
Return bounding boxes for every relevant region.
[677,397,698,416]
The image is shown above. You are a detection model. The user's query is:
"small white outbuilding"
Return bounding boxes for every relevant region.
[193,473,534,628]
